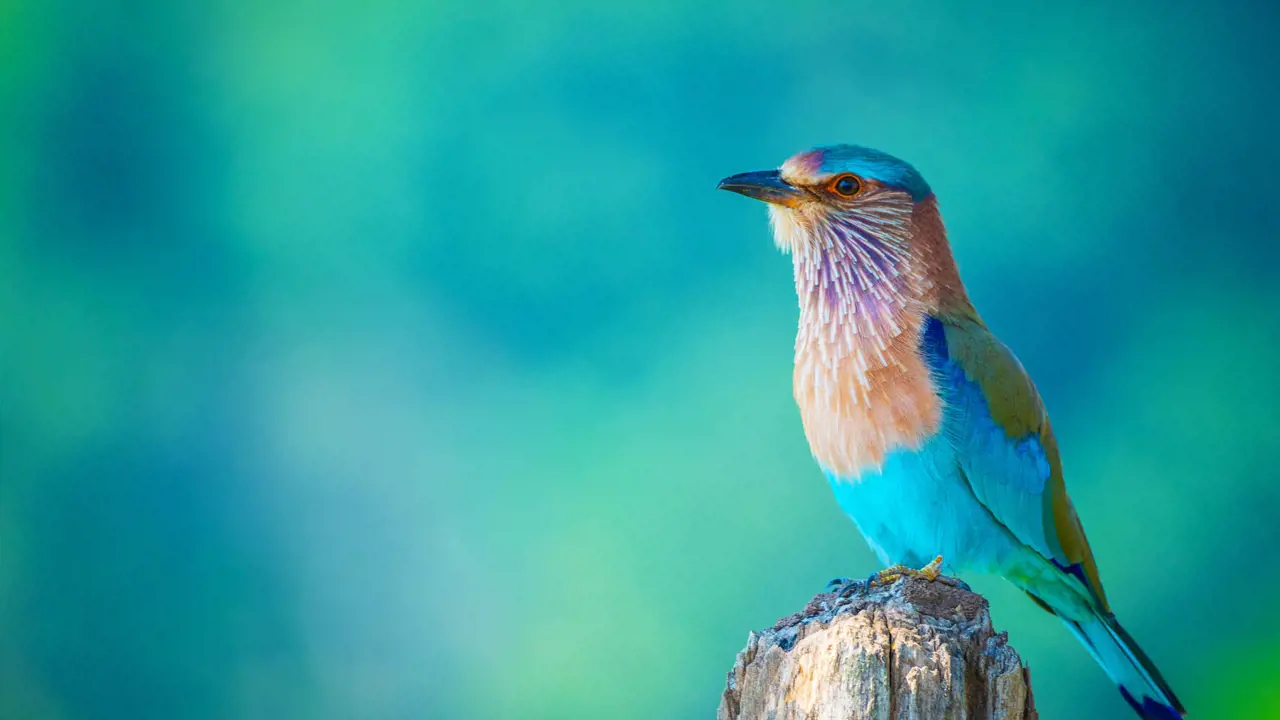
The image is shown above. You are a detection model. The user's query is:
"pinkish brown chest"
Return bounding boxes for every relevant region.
[779,216,946,478]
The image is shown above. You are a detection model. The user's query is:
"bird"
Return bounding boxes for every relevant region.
[718,145,1184,720]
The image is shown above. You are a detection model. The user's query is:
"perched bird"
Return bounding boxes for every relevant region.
[719,145,1184,720]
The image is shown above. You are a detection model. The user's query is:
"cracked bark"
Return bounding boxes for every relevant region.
[718,577,1037,720]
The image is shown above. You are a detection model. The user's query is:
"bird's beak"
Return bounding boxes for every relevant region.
[717,170,804,207]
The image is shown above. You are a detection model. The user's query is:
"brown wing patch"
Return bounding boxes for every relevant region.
[1041,423,1110,612]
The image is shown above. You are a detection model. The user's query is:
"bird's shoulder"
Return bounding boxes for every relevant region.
[924,315,1045,438]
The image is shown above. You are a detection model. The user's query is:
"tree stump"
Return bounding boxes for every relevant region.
[718,577,1037,720]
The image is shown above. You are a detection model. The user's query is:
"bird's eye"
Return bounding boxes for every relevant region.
[830,174,862,198]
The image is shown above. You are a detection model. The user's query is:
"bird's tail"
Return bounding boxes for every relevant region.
[1059,610,1186,719]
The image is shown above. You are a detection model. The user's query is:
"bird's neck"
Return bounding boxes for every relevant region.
[788,198,975,477]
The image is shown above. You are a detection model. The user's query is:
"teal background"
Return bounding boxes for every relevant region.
[3,1,1278,718]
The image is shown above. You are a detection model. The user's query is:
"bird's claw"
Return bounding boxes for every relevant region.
[828,556,969,601]
[869,555,964,588]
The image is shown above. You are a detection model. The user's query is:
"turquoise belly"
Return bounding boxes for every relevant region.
[827,434,1022,573]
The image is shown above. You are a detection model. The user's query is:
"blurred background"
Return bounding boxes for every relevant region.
[2,0,1278,718]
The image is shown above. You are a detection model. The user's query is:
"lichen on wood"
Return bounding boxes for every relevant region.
[718,577,1037,720]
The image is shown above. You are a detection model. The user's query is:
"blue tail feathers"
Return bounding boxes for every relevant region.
[1120,686,1184,720]
[1062,612,1185,719]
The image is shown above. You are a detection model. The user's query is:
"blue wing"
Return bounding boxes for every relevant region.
[921,315,1108,610]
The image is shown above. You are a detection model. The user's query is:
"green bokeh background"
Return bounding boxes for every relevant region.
[3,1,1278,718]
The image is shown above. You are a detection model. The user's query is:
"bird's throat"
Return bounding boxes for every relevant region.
[787,227,943,478]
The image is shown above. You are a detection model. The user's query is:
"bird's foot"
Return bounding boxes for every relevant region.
[828,556,970,599]
[871,555,965,588]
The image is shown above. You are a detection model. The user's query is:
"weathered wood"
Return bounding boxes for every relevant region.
[718,577,1036,720]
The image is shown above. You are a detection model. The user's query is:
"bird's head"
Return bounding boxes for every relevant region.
[719,144,972,327]
[718,144,933,257]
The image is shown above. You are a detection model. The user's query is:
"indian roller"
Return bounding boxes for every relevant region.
[719,145,1184,719]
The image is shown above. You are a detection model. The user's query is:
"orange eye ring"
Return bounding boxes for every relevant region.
[829,173,862,198]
